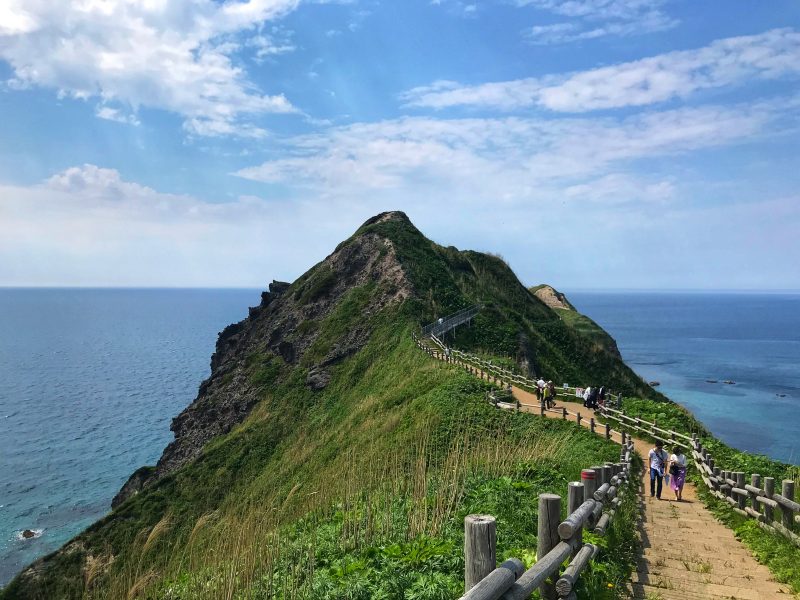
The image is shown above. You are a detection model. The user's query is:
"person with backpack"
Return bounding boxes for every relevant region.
[582,386,591,408]
[668,445,688,501]
[649,440,668,499]
[547,381,556,408]
[588,386,599,409]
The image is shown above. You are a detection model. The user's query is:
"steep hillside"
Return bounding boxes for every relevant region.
[3,212,648,600]
[529,285,624,360]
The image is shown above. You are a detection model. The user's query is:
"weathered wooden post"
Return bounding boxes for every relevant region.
[576,413,582,428]
[590,418,595,434]
[605,423,611,440]
[567,482,584,556]
[581,469,597,503]
[764,477,775,523]
[592,465,605,487]
[782,481,795,530]
[736,472,746,511]
[751,474,761,513]
[562,407,567,420]
[537,494,561,600]
[465,515,496,592]
[602,465,612,487]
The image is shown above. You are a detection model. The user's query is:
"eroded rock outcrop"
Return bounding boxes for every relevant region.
[112,212,413,507]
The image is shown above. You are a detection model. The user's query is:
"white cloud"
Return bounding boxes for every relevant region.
[2,161,798,290]
[518,0,677,44]
[403,28,800,112]
[235,100,790,193]
[0,164,361,286]
[0,0,300,136]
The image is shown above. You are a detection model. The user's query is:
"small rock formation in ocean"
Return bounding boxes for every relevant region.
[649,381,660,387]
[21,530,35,540]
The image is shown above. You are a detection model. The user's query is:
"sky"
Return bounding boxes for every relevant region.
[1,0,799,289]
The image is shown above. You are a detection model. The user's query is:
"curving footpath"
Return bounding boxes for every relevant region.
[426,349,794,599]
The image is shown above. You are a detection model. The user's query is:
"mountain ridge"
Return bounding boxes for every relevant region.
[2,211,659,599]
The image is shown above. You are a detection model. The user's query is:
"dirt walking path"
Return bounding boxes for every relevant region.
[489,374,794,598]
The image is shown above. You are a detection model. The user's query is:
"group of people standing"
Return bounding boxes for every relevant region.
[582,385,606,409]
[535,378,557,408]
[648,440,688,501]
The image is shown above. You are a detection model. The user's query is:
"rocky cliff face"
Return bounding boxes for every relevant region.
[113,212,413,507]
[533,285,575,311]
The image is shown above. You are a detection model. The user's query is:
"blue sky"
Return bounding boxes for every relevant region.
[1,0,799,289]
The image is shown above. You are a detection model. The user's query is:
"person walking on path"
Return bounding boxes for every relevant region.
[547,381,556,408]
[582,386,592,408]
[668,445,688,501]
[542,382,551,409]
[649,440,668,499]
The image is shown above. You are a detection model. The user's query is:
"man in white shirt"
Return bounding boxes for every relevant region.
[648,440,668,499]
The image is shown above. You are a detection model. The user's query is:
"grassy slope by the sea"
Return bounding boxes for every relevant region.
[599,396,800,594]
[1,214,648,600]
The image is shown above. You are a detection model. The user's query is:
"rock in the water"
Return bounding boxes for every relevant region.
[22,529,36,539]
[307,367,331,391]
[649,381,660,387]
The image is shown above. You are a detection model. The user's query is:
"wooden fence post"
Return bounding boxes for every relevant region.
[465,515,496,592]
[592,465,605,487]
[782,481,795,530]
[604,423,610,440]
[764,477,775,523]
[537,494,561,600]
[581,469,597,502]
[576,413,582,428]
[562,407,567,420]
[567,482,584,556]
[590,418,595,434]
[736,473,746,511]
[751,474,761,513]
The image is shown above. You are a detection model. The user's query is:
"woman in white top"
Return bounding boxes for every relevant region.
[668,445,688,501]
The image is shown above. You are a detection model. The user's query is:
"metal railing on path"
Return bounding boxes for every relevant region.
[421,305,482,338]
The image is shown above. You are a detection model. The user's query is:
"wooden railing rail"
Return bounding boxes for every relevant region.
[597,403,800,549]
[412,334,636,449]
[460,441,636,599]
[690,436,800,547]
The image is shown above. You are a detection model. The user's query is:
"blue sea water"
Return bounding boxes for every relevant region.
[0,289,259,587]
[1,289,798,587]
[568,292,800,465]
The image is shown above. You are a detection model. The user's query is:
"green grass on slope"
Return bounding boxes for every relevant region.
[2,324,641,600]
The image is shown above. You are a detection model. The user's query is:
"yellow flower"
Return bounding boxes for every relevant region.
[607,583,614,588]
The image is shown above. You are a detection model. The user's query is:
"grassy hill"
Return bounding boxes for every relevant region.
[3,212,648,600]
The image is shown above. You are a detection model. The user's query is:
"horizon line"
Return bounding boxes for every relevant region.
[1,286,799,294]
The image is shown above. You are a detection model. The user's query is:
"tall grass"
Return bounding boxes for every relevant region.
[102,414,575,599]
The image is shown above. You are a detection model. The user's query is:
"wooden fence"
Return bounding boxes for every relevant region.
[460,440,636,600]
[414,333,620,408]
[413,335,638,447]
[691,436,800,547]
[599,406,800,548]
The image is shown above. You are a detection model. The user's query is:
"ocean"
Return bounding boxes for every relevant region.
[0,289,259,587]
[568,291,800,465]
[1,289,798,586]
